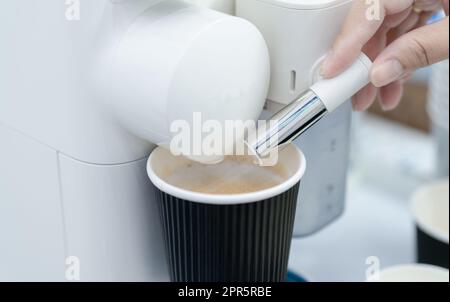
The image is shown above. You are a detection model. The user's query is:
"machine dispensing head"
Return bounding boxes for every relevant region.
[93,0,270,166]
[246,53,373,159]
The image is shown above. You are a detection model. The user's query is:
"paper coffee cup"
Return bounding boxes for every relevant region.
[374,264,449,282]
[147,144,306,282]
[411,179,449,269]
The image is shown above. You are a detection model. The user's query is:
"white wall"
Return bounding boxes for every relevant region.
[187,0,235,14]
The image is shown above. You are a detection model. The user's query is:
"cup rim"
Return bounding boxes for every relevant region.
[375,264,449,282]
[147,144,307,205]
[410,178,449,244]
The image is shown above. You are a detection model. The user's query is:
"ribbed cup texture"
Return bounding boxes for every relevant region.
[155,183,300,282]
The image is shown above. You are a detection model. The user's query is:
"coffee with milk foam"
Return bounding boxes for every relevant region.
[162,155,288,195]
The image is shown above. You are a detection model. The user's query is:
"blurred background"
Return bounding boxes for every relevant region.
[289,58,449,282]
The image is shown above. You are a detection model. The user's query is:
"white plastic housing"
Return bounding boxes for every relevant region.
[236,0,352,104]
[95,0,270,154]
[0,124,169,281]
[188,0,235,13]
[0,0,267,281]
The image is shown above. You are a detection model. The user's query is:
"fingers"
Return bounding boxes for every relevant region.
[362,24,389,60]
[319,0,447,113]
[383,7,414,29]
[371,17,449,87]
[388,11,433,48]
[396,9,422,35]
[379,80,404,110]
[321,1,381,78]
[352,84,378,111]
[443,0,449,15]
[352,75,412,112]
[321,0,414,78]
[414,0,444,11]
[414,11,435,29]
[351,26,389,111]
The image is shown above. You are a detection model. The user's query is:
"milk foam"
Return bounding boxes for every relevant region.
[163,155,287,195]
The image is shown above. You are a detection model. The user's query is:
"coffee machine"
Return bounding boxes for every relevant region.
[0,0,354,281]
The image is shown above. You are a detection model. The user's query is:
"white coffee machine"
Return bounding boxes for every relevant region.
[0,0,354,281]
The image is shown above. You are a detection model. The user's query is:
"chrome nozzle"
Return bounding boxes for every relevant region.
[246,90,327,158]
[246,53,373,159]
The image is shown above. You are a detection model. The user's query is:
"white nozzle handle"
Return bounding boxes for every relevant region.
[310,53,373,112]
[247,53,372,158]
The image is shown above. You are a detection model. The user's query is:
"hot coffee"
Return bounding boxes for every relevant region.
[161,155,288,195]
[147,145,306,282]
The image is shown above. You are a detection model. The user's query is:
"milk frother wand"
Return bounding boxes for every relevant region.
[247,53,373,158]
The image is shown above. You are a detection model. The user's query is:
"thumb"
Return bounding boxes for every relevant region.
[371,16,449,87]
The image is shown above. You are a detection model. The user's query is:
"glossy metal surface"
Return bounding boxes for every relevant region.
[248,90,327,157]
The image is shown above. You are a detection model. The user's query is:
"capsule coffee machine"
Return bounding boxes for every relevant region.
[0,0,359,281]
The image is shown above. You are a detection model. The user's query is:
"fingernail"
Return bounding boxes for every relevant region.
[380,103,390,111]
[380,102,395,112]
[352,101,364,112]
[352,96,370,112]
[371,59,405,87]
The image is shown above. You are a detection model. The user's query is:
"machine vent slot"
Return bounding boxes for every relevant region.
[290,70,297,92]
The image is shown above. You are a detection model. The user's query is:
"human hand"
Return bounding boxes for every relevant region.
[321,0,449,111]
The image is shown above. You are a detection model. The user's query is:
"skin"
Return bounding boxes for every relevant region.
[321,0,449,111]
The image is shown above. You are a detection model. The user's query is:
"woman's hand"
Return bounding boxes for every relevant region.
[321,0,449,111]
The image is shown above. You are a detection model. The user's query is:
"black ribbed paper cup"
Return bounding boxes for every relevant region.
[147,145,306,282]
[411,179,449,269]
